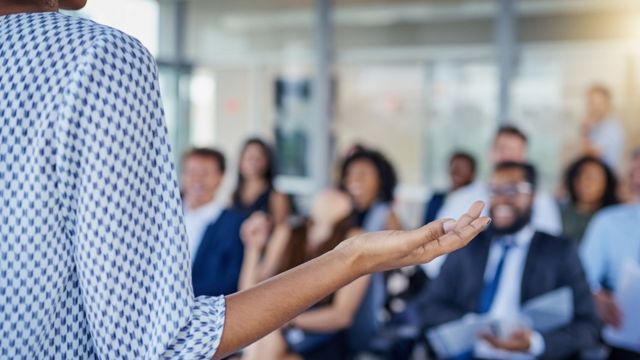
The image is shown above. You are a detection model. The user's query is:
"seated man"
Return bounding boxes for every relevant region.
[423,162,600,359]
[181,148,245,296]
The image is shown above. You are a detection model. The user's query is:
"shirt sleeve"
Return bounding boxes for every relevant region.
[58,30,225,359]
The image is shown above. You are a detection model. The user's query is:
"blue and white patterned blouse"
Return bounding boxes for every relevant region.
[0,11,225,359]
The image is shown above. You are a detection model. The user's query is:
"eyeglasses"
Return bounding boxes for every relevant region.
[489,182,533,197]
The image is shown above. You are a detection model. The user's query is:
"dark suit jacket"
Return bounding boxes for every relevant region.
[423,192,447,225]
[423,230,600,359]
[192,209,245,297]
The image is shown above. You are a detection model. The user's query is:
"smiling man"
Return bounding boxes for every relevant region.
[423,162,600,359]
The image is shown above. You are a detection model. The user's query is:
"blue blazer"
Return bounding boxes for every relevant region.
[192,209,246,297]
[422,230,600,359]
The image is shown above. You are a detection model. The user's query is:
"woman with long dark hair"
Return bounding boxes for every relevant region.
[240,190,370,360]
[232,138,291,225]
[561,155,619,242]
[340,149,401,231]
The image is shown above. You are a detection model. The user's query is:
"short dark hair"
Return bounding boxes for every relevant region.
[564,156,619,208]
[339,149,398,203]
[494,161,537,190]
[588,84,611,101]
[495,125,528,145]
[450,151,477,174]
[183,147,226,173]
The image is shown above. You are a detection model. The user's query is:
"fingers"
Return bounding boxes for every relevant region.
[481,333,530,352]
[429,215,491,255]
[453,201,485,229]
[408,201,487,249]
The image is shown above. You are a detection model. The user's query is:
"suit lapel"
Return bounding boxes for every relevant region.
[520,231,541,303]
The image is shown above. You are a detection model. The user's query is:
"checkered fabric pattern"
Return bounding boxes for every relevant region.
[0,12,225,359]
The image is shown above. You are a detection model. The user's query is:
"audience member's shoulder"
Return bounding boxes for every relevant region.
[450,181,486,198]
[224,208,250,223]
[440,182,488,217]
[535,230,574,249]
[591,203,638,225]
[532,232,581,264]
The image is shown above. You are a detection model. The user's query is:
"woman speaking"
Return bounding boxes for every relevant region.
[0,1,490,359]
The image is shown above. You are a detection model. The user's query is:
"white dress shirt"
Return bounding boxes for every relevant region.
[474,226,545,359]
[184,199,224,264]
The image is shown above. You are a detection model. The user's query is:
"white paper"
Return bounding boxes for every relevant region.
[603,259,640,352]
[426,287,573,358]
[427,313,490,358]
[521,286,573,333]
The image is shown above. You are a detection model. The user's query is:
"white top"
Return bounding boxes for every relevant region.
[184,199,224,264]
[0,11,224,359]
[474,226,545,359]
[589,117,624,171]
[422,181,562,278]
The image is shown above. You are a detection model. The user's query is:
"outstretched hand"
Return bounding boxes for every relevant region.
[340,201,491,275]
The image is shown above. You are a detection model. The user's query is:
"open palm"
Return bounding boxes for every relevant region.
[342,201,490,274]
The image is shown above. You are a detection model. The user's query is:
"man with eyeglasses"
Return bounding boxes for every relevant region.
[423,162,600,359]
[424,126,562,280]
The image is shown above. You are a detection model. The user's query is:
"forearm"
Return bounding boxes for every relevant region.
[238,248,262,291]
[214,244,361,359]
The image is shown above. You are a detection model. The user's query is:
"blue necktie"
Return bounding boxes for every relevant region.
[477,236,515,314]
[450,237,515,360]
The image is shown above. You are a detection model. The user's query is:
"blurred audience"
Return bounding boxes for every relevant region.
[423,151,477,224]
[581,85,625,171]
[181,148,245,296]
[239,189,371,360]
[423,162,600,359]
[560,156,619,243]
[232,137,291,225]
[580,194,640,358]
